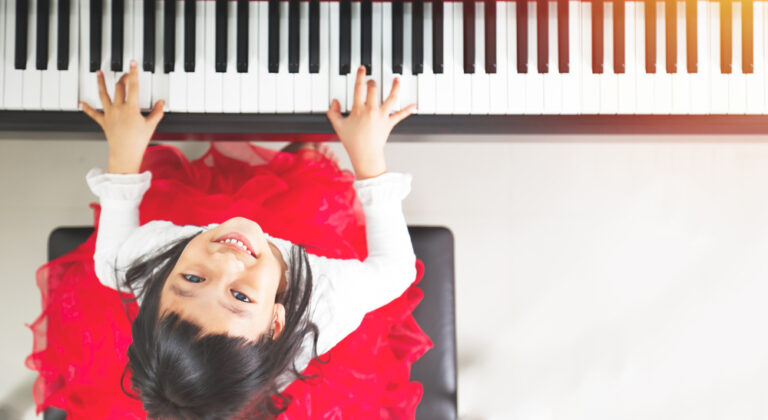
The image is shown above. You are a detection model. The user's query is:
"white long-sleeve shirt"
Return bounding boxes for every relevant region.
[85,166,417,391]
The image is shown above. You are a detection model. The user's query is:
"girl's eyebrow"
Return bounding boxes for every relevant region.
[170,283,249,318]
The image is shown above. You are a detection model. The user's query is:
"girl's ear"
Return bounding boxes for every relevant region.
[270,303,286,340]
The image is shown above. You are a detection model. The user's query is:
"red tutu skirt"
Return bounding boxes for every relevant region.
[25,142,433,419]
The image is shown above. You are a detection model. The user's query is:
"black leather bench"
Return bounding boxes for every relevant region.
[44,225,457,420]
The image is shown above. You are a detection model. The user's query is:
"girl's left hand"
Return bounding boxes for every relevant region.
[79,59,165,173]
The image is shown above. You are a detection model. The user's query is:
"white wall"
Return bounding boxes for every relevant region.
[2,136,768,419]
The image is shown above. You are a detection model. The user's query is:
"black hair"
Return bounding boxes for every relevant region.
[115,229,328,419]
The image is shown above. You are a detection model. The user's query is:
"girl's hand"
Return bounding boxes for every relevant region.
[326,65,416,179]
[79,60,166,174]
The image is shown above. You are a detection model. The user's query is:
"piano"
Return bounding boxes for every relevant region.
[3,0,768,136]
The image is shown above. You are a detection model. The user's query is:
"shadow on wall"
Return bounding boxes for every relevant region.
[0,375,37,420]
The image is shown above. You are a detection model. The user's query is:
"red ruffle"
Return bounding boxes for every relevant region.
[25,142,433,419]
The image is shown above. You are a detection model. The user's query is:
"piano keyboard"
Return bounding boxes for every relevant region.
[2,0,768,115]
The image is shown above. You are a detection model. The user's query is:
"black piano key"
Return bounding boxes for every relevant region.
[89,0,101,72]
[433,0,444,73]
[57,0,70,70]
[485,0,495,73]
[516,0,527,73]
[614,0,624,73]
[184,0,194,72]
[392,0,403,73]
[289,0,300,73]
[557,0,568,73]
[237,0,248,72]
[412,0,423,74]
[164,0,176,73]
[215,0,227,72]
[37,0,50,70]
[14,0,28,69]
[268,0,279,72]
[145,0,156,72]
[720,0,731,74]
[591,0,603,74]
[537,0,547,73]
[665,0,675,73]
[340,0,351,74]
[309,0,320,73]
[743,0,753,74]
[644,0,655,73]
[685,0,696,73]
[363,0,373,74]
[462,0,474,73]
[111,0,124,71]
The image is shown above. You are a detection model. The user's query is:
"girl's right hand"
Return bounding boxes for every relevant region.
[326,65,416,179]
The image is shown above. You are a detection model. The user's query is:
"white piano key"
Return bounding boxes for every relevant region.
[169,0,188,112]
[60,0,79,110]
[204,0,222,112]
[346,0,361,109]
[258,1,277,112]
[435,0,454,114]
[599,0,617,114]
[0,0,5,107]
[745,0,764,114]
[525,0,543,114]
[77,0,97,110]
[635,1,652,113]
[122,0,134,75]
[372,1,382,108]
[241,0,259,112]
[543,0,561,114]
[310,0,330,112]
[709,0,727,113]
[617,0,636,114]
[671,0,689,113]
[561,0,580,114]
[419,0,436,113]
[401,1,418,111]
[690,0,709,113]
[4,0,23,109]
[277,0,293,112]
[488,0,507,114]
[653,0,671,114]
[471,0,489,114]
[187,0,206,112]
[152,0,169,111]
[23,0,42,109]
[294,0,312,113]
[453,1,471,114]
[222,0,240,112]
[329,1,346,111]
[41,0,60,110]
[580,0,598,113]
[506,0,524,113]
[134,0,152,110]
[728,0,745,114]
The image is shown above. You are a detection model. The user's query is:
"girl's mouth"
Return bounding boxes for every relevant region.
[213,232,256,258]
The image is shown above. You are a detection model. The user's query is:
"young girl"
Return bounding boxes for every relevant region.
[26,61,432,419]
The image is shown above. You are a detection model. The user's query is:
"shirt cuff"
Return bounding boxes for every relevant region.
[352,172,413,207]
[86,167,153,203]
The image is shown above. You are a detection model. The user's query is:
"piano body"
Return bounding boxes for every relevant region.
[3,0,768,137]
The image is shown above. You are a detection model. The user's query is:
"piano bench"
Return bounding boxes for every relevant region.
[43,225,457,420]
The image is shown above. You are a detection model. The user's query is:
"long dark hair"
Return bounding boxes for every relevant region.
[115,229,327,419]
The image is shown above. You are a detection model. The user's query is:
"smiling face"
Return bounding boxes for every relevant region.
[159,217,289,341]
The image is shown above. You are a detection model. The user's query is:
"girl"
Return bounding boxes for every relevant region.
[26,60,432,419]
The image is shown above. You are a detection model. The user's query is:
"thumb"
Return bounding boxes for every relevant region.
[146,100,165,127]
[326,99,343,131]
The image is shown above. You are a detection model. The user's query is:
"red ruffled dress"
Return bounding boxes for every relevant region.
[25,141,433,419]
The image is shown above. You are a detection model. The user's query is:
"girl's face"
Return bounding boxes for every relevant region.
[159,217,288,341]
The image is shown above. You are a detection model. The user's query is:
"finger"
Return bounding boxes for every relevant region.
[380,77,400,114]
[146,100,166,127]
[365,79,378,107]
[127,60,139,106]
[79,101,105,127]
[114,73,129,104]
[389,103,416,126]
[326,98,343,131]
[352,65,367,109]
[96,70,112,109]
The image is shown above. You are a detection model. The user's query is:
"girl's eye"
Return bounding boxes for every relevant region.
[232,291,251,303]
[183,274,204,283]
